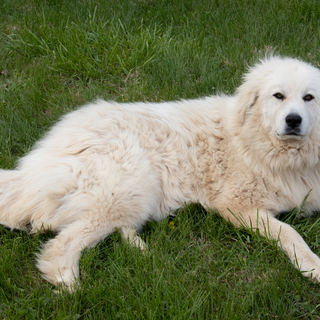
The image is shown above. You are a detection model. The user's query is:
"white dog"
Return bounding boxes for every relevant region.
[1,56,320,290]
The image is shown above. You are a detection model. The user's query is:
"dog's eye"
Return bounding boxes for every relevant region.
[303,94,314,102]
[273,93,285,100]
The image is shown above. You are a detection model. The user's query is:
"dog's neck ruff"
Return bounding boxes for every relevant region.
[234,129,320,176]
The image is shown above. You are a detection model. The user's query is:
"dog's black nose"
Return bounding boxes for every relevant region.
[285,114,302,129]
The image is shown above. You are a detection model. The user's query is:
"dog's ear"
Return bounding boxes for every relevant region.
[236,80,259,126]
[235,59,269,127]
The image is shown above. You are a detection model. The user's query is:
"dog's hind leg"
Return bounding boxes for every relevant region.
[36,214,150,290]
[36,216,117,290]
[35,161,161,290]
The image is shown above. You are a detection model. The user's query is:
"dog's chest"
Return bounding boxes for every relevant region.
[263,171,320,213]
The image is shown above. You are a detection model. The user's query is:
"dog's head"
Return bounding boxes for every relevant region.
[234,56,320,170]
[236,56,320,140]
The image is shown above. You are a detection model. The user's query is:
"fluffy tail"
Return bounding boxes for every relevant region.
[0,166,82,232]
[0,169,33,229]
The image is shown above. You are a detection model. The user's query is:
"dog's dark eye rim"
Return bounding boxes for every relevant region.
[273,93,285,100]
[303,94,314,101]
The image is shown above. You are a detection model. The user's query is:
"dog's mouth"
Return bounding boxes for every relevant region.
[276,130,304,140]
[286,131,300,136]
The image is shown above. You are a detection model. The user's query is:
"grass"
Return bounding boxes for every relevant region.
[1,0,320,318]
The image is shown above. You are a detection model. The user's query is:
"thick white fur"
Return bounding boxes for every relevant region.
[1,56,320,289]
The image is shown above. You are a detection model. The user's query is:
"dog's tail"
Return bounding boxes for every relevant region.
[0,161,92,233]
[0,169,33,230]
[0,165,79,232]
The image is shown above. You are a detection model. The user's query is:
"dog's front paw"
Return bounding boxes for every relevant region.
[295,251,320,282]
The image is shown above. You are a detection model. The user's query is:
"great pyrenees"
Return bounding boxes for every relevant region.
[1,56,320,290]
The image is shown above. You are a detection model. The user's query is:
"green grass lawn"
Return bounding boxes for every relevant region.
[1,0,320,318]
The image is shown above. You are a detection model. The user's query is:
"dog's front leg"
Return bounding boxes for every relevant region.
[222,208,320,281]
